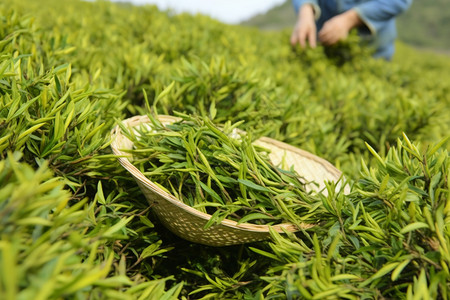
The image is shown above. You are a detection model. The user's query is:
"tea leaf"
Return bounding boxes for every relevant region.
[400,222,429,234]
[237,213,275,224]
[237,179,271,193]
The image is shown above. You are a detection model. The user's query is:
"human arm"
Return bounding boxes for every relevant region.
[290,1,320,48]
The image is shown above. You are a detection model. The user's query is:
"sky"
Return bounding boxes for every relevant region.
[109,0,286,24]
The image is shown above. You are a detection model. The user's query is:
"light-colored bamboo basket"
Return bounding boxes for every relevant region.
[111,115,348,247]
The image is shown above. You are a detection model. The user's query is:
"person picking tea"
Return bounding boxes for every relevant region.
[290,0,413,60]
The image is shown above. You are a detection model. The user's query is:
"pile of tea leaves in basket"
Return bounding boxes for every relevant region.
[122,112,322,228]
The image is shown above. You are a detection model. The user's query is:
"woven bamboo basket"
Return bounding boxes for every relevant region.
[111,115,348,247]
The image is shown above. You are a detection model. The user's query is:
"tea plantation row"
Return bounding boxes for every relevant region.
[1,0,449,299]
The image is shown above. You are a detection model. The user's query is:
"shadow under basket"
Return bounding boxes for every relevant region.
[111,115,348,247]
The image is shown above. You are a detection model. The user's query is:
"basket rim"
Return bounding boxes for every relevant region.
[110,114,344,233]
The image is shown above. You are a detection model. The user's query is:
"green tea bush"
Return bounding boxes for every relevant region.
[256,136,449,298]
[0,152,182,299]
[1,0,449,298]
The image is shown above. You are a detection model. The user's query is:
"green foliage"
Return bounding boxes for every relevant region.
[256,136,450,299]
[0,153,182,299]
[0,0,449,298]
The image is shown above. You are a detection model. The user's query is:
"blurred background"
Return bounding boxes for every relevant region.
[111,0,450,54]
[110,0,285,24]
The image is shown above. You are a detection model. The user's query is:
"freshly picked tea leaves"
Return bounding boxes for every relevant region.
[121,113,320,228]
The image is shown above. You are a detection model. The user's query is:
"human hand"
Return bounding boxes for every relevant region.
[290,4,317,48]
[318,9,362,46]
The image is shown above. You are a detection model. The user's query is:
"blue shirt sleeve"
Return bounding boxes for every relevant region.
[292,0,321,20]
[353,0,413,35]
